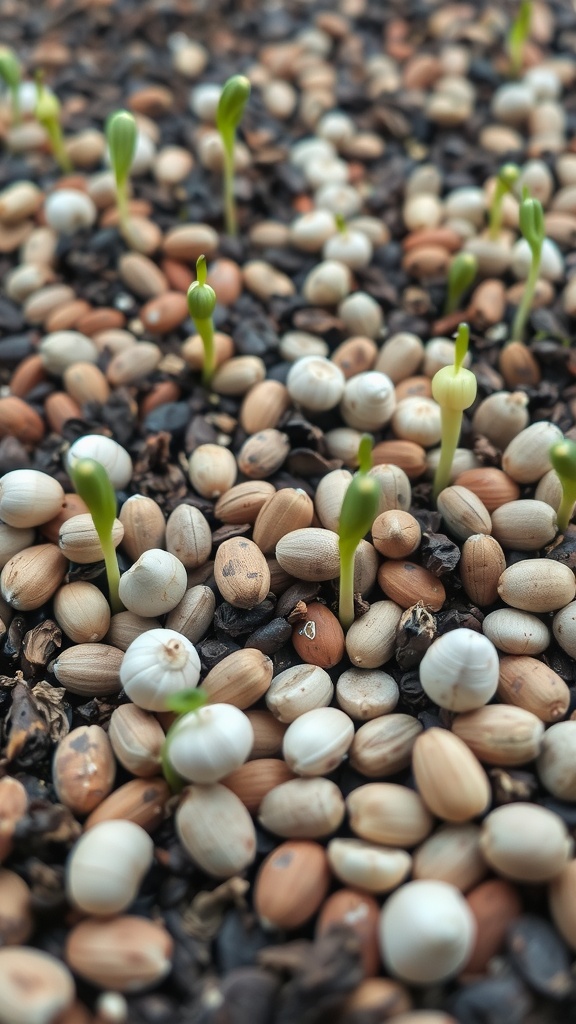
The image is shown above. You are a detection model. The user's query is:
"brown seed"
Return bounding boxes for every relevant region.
[40,494,89,545]
[497,655,571,722]
[53,643,124,697]
[246,710,287,758]
[460,534,506,607]
[162,223,219,262]
[499,340,541,388]
[182,331,235,371]
[316,889,381,978]
[139,380,182,418]
[214,480,276,525]
[345,600,403,669]
[53,581,111,644]
[45,392,82,434]
[83,777,170,833]
[239,380,291,434]
[372,439,427,479]
[464,879,522,975]
[454,468,520,513]
[0,777,28,863]
[118,252,168,299]
[412,728,491,823]
[292,602,345,668]
[254,840,331,929]
[203,649,273,709]
[44,299,92,333]
[253,488,314,555]
[350,714,423,778]
[1,543,68,610]
[63,362,110,405]
[221,758,295,814]
[394,375,432,401]
[9,354,47,399]
[53,725,116,816]
[236,429,290,479]
[76,308,125,337]
[214,537,271,609]
[207,257,243,305]
[140,292,188,333]
[0,868,33,945]
[161,257,194,292]
[0,396,45,445]
[402,244,451,278]
[65,916,173,992]
[371,510,421,559]
[331,336,378,378]
[106,342,162,387]
[0,947,75,1023]
[377,560,445,611]
[467,279,506,331]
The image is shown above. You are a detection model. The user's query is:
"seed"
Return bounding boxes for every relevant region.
[340,371,396,431]
[106,342,161,386]
[258,777,345,838]
[0,469,64,528]
[283,706,354,776]
[58,514,123,564]
[0,396,44,446]
[253,840,331,930]
[331,336,378,378]
[336,668,399,721]
[339,978,413,1022]
[412,824,486,893]
[0,777,28,863]
[211,355,266,396]
[188,443,237,498]
[491,499,557,550]
[105,611,161,652]
[536,721,576,801]
[253,489,314,555]
[118,549,187,617]
[53,725,115,816]
[498,560,576,613]
[221,758,295,815]
[39,330,98,374]
[375,331,424,383]
[265,663,333,723]
[372,439,427,479]
[84,777,169,833]
[369,463,412,515]
[65,916,172,992]
[165,585,216,644]
[214,537,270,609]
[236,429,290,479]
[0,869,33,946]
[497,654,571,723]
[162,223,218,262]
[350,714,423,778]
[452,705,545,766]
[316,889,381,978]
[240,380,291,434]
[480,803,572,883]
[66,820,153,916]
[0,523,36,571]
[0,947,75,1024]
[550,860,576,951]
[345,601,403,669]
[63,362,110,405]
[377,561,445,612]
[287,355,345,412]
[412,728,491,822]
[140,292,188,334]
[214,480,276,525]
[392,397,442,448]
[482,608,550,656]
[502,421,563,484]
[166,504,211,569]
[291,602,345,669]
[203,648,273,709]
[347,783,434,848]
[419,629,499,712]
[119,494,166,561]
[472,391,529,450]
[372,510,421,559]
[437,486,491,541]
[460,534,506,606]
[176,783,256,878]
[1,543,68,610]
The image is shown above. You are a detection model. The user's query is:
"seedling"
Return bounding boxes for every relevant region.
[510,187,545,343]
[35,73,72,173]
[507,0,533,78]
[549,439,576,533]
[488,163,520,240]
[335,213,348,235]
[187,254,217,388]
[431,322,477,501]
[68,457,123,614]
[216,74,251,236]
[0,47,21,125]
[444,252,478,315]
[161,688,208,793]
[105,109,137,238]
[338,434,380,631]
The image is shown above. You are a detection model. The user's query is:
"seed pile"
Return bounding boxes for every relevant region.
[1,1,576,1023]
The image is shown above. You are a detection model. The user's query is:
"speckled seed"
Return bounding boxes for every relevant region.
[214,537,270,609]
[254,841,331,930]
[497,560,576,613]
[491,497,557,549]
[497,655,571,722]
[452,705,545,766]
[53,725,115,817]
[553,601,576,658]
[236,429,290,479]
[480,804,572,883]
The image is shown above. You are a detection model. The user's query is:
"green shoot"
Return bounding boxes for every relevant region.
[216,74,251,236]
[187,254,217,388]
[549,440,576,533]
[105,109,137,238]
[338,435,380,631]
[68,457,123,614]
[488,163,520,240]
[161,688,208,793]
[510,187,545,343]
[0,47,21,125]
[35,73,72,173]
[335,213,347,236]
[444,252,478,315]
[431,323,477,501]
[507,0,533,78]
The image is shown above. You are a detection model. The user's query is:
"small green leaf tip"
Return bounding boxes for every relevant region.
[106,109,137,187]
[35,78,61,124]
[339,435,379,555]
[187,257,216,320]
[0,47,21,89]
[164,687,207,716]
[498,163,520,190]
[68,457,116,536]
[519,193,545,253]
[216,74,251,140]
[445,253,478,314]
[550,439,576,533]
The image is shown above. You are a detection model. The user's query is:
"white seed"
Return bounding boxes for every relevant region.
[67,434,133,490]
[480,803,572,882]
[419,629,499,712]
[323,229,373,269]
[511,237,564,281]
[120,627,200,711]
[338,291,384,338]
[302,260,353,305]
[537,721,576,801]
[502,421,563,485]
[266,664,334,723]
[472,391,530,449]
[286,356,345,412]
[39,331,98,375]
[282,707,354,776]
[66,820,153,915]
[314,469,352,532]
[340,371,395,431]
[553,601,576,658]
[44,189,97,234]
[167,704,254,784]
[315,183,362,218]
[378,879,476,984]
[289,210,337,252]
[279,330,329,361]
[375,332,424,383]
[0,470,64,528]
[392,397,442,448]
[327,839,411,894]
[118,550,187,617]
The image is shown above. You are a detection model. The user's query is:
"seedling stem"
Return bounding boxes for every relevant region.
[549,440,576,533]
[338,434,380,631]
[432,323,477,501]
[216,75,251,236]
[68,457,123,614]
[187,255,217,388]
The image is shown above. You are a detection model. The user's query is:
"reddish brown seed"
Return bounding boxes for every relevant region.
[316,889,381,977]
[83,778,170,833]
[454,468,520,513]
[221,759,295,814]
[377,561,445,611]
[76,308,126,336]
[160,258,194,292]
[371,440,427,479]
[463,879,522,975]
[292,602,345,668]
[44,392,82,434]
[140,292,188,333]
[9,355,47,398]
[0,396,45,445]
[44,299,92,333]
[139,381,182,418]
[499,341,541,388]
[254,840,331,929]
[40,493,90,544]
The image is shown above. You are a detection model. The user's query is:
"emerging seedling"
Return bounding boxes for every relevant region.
[161,688,208,793]
[431,322,477,501]
[507,0,533,78]
[444,252,478,315]
[35,73,72,173]
[0,46,21,125]
[488,163,520,240]
[510,187,545,343]
[187,254,217,388]
[216,74,251,236]
[68,457,123,614]
[549,439,576,533]
[105,109,137,238]
[338,434,380,631]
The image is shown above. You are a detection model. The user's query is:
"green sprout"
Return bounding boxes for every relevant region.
[510,187,545,344]
[161,688,208,793]
[444,252,478,315]
[68,457,123,614]
[187,255,217,389]
[216,74,251,236]
[507,0,533,78]
[335,213,348,235]
[105,109,137,238]
[549,440,576,534]
[0,47,21,125]
[35,73,72,173]
[338,435,380,631]
[431,323,478,501]
[488,163,520,240]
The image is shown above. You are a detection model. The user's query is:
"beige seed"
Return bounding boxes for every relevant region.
[258,777,345,839]
[350,714,423,778]
[345,601,403,669]
[236,429,290,479]
[53,725,116,816]
[0,947,75,1024]
[497,655,571,722]
[460,534,506,606]
[214,537,270,609]
[253,488,314,555]
[452,705,545,766]
[480,803,572,883]
[203,648,273,709]
[437,486,491,541]
[119,494,166,561]
[53,582,111,643]
[65,916,172,992]
[490,499,557,550]
[497,559,576,613]
[347,783,434,848]
[412,824,486,893]
[176,783,256,878]
[1,543,68,610]
[188,444,237,498]
[52,644,124,697]
[412,728,491,822]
